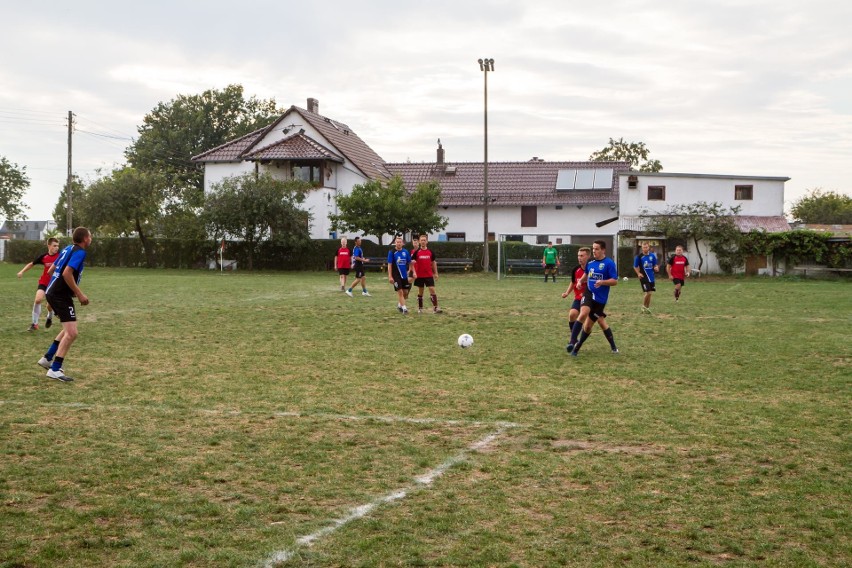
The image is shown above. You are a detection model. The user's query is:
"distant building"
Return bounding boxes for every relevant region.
[0,219,58,241]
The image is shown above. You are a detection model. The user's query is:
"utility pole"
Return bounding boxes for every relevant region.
[66,110,75,236]
[478,58,494,271]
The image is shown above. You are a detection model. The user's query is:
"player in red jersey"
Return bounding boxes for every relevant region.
[411,234,441,313]
[334,237,352,291]
[666,245,691,302]
[17,237,60,331]
[561,246,590,342]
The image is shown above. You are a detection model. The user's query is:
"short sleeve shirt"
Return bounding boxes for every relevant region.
[634,253,658,282]
[586,256,618,304]
[412,248,435,278]
[46,245,86,297]
[543,247,559,264]
[667,254,689,279]
[34,252,59,286]
[388,248,411,281]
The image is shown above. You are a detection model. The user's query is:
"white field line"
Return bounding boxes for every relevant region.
[261,427,510,568]
[0,400,520,429]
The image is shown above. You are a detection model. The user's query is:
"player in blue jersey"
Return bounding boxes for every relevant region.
[346,236,371,297]
[37,227,92,382]
[387,235,411,314]
[633,241,659,314]
[570,240,619,356]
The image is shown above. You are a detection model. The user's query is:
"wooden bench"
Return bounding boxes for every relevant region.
[362,257,388,271]
[506,258,545,273]
[794,265,852,277]
[437,258,473,271]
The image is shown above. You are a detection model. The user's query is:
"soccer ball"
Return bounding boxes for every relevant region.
[457,334,474,348]
[623,276,628,281]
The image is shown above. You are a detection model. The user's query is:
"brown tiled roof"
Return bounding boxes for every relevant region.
[191,127,267,162]
[293,106,391,180]
[621,215,791,233]
[384,161,629,206]
[243,133,344,162]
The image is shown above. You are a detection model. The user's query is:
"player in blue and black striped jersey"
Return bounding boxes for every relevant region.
[387,235,411,314]
[633,241,659,314]
[37,227,93,382]
[570,240,620,356]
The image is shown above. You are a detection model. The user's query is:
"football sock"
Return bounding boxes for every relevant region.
[604,328,617,350]
[430,294,438,308]
[51,356,64,372]
[45,340,60,361]
[675,288,681,299]
[347,287,352,293]
[418,296,424,309]
[568,321,581,345]
[33,303,42,325]
[574,330,590,352]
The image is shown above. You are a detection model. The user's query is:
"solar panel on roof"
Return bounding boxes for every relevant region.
[575,169,595,189]
[593,168,613,189]
[555,169,576,190]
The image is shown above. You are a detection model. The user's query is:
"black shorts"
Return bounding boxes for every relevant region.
[570,299,582,311]
[581,297,608,322]
[640,277,656,293]
[672,278,685,286]
[338,268,350,276]
[392,279,411,291]
[353,267,365,278]
[544,263,556,271]
[37,283,48,292]
[414,277,435,288]
[46,292,76,322]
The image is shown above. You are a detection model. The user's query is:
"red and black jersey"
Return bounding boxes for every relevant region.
[412,248,435,278]
[34,252,59,287]
[570,264,587,300]
[335,247,351,269]
[667,254,689,279]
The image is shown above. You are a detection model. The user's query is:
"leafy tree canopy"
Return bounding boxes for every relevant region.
[203,172,311,270]
[126,85,283,210]
[330,176,448,244]
[589,137,663,172]
[790,188,852,224]
[52,175,86,233]
[0,155,30,224]
[642,201,742,273]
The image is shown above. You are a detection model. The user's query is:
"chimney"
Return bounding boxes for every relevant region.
[307,98,319,114]
[436,139,445,166]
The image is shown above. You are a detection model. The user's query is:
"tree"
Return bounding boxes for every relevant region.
[642,202,742,273]
[126,84,283,233]
[202,172,311,270]
[790,188,852,224]
[0,155,29,224]
[52,175,86,233]
[330,176,448,244]
[80,167,166,268]
[589,137,663,172]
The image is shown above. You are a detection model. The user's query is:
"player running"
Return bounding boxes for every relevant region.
[387,235,412,314]
[334,237,352,291]
[37,227,92,382]
[411,234,441,313]
[570,240,619,356]
[633,242,659,313]
[666,245,691,302]
[17,237,60,331]
[562,246,590,351]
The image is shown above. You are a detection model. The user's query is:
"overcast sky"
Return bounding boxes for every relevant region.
[1,0,850,221]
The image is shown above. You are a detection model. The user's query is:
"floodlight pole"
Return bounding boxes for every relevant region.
[478,58,494,271]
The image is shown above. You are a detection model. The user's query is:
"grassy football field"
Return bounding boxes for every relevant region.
[1,264,849,567]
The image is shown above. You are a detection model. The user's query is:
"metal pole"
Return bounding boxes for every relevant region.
[66,111,74,236]
[478,58,494,271]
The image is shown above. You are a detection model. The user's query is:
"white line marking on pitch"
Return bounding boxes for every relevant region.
[260,427,509,567]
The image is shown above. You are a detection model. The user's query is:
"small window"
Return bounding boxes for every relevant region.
[521,206,537,227]
[446,232,466,242]
[536,235,548,244]
[627,175,638,189]
[648,186,666,201]
[735,185,753,200]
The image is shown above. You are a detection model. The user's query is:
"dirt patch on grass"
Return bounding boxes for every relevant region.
[551,439,665,455]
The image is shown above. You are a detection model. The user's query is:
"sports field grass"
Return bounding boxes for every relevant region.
[1,264,849,567]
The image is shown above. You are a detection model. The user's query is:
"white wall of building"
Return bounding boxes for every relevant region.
[619,173,786,217]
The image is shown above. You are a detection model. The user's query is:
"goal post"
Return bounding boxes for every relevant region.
[496,233,583,280]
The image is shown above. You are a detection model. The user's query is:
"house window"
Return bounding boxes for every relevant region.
[648,186,666,201]
[521,206,537,227]
[735,185,753,200]
[627,175,638,189]
[446,232,466,242]
[536,235,548,244]
[291,163,321,184]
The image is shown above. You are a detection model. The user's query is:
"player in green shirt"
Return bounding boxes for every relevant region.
[542,241,560,283]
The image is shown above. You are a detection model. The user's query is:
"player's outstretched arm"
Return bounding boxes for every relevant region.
[17,262,34,278]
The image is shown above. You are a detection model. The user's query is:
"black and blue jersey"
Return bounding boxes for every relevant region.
[388,248,411,281]
[46,244,87,297]
[634,252,658,282]
[586,256,618,304]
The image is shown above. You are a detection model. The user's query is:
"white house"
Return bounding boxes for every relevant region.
[192,98,390,240]
[618,172,791,274]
